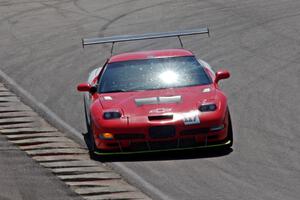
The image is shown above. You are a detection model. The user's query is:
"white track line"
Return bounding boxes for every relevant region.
[113,162,172,200]
[0,68,171,200]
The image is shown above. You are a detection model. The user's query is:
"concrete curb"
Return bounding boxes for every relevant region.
[0,73,151,200]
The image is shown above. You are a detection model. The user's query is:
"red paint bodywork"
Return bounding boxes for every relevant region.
[78,49,231,153]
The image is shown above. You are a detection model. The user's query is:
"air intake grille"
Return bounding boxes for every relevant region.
[148,115,173,121]
[114,133,145,140]
[149,126,176,139]
[180,128,210,136]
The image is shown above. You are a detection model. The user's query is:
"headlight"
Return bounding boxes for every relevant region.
[199,104,217,112]
[103,111,121,119]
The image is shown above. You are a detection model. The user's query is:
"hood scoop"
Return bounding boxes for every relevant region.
[148,115,173,121]
[135,95,181,106]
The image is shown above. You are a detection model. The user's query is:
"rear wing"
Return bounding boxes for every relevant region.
[82,27,210,54]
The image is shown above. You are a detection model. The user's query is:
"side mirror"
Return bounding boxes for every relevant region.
[215,70,230,83]
[77,82,97,93]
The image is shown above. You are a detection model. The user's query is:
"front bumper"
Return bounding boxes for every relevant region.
[91,124,230,155]
[91,111,230,154]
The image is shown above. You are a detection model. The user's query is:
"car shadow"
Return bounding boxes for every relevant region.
[94,148,233,163]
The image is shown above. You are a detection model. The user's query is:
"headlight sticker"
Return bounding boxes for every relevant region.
[103,96,113,100]
[182,111,200,125]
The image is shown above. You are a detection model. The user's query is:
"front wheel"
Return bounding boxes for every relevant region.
[87,121,100,160]
[224,110,233,149]
[82,125,98,159]
[83,98,98,159]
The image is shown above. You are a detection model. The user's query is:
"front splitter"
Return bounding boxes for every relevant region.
[94,140,231,155]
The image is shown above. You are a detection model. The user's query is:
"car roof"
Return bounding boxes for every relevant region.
[108,49,194,63]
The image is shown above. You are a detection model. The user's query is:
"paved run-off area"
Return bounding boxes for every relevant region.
[0,0,300,200]
[0,82,150,200]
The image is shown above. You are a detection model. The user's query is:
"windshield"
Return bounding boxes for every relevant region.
[99,56,212,93]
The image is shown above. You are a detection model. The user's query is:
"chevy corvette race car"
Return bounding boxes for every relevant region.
[77,28,233,157]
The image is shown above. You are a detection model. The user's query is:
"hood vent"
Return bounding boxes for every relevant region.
[135,95,181,106]
[148,115,173,121]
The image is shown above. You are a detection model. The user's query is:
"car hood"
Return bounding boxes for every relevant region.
[98,85,218,117]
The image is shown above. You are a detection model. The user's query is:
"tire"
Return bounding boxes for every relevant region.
[83,96,91,134]
[83,97,98,159]
[224,110,233,149]
[86,122,98,160]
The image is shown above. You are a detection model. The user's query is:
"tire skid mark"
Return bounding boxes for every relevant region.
[93,0,138,13]
[98,0,173,36]
[72,0,110,21]
[0,0,62,7]
[0,83,151,200]
[228,53,300,98]
[39,2,68,19]
[198,0,300,47]
[95,0,173,53]
[0,1,75,72]
[73,0,90,14]
[200,0,300,101]
[41,1,110,21]
[0,0,109,23]
[0,0,74,23]
[203,0,300,54]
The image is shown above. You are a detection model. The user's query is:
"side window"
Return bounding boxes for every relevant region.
[96,60,110,85]
[88,67,102,85]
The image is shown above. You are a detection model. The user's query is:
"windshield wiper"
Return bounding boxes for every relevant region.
[103,89,127,93]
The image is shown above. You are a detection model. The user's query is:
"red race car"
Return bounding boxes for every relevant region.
[77,28,233,157]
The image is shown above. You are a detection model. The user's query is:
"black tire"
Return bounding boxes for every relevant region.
[224,110,233,149]
[83,96,91,134]
[86,123,98,160]
[83,97,98,159]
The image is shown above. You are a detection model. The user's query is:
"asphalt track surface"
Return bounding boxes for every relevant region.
[0,0,300,199]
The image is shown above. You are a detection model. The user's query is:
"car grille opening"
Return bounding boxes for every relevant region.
[207,135,219,140]
[180,128,210,136]
[106,143,119,147]
[114,133,145,140]
[149,125,176,139]
[127,138,199,151]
